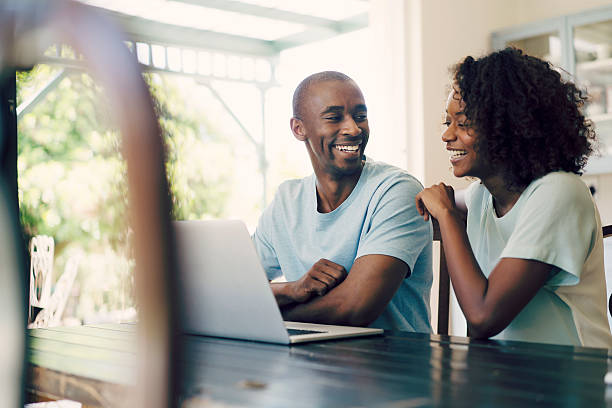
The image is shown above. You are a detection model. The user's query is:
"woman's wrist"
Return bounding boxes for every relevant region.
[436,207,462,227]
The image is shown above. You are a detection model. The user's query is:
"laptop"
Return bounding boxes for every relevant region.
[173,219,383,344]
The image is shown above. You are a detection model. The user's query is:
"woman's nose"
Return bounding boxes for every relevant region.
[441,126,455,142]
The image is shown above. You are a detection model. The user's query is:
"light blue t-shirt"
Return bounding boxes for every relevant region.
[465,171,612,347]
[253,159,433,332]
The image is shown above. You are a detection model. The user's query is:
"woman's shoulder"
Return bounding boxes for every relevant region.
[464,180,488,209]
[525,172,591,203]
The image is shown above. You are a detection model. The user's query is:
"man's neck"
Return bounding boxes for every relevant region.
[315,166,364,213]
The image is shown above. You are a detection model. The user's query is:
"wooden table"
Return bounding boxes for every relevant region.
[27,323,612,407]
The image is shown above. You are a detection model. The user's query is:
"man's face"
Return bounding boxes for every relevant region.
[292,80,369,179]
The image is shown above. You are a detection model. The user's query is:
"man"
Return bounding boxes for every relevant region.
[252,71,432,332]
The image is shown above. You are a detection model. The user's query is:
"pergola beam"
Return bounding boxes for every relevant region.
[16,69,68,119]
[92,7,278,57]
[275,12,368,50]
[174,0,340,29]
[89,6,368,57]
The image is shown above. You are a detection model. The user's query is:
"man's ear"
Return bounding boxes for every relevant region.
[290,117,306,141]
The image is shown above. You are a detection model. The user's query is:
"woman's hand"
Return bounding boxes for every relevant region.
[415,183,456,221]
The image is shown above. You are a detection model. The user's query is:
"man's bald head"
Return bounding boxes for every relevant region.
[292,71,354,120]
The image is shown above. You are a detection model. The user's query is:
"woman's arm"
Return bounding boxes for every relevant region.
[416,184,551,338]
[435,208,551,338]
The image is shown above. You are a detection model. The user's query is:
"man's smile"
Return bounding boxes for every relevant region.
[332,140,363,155]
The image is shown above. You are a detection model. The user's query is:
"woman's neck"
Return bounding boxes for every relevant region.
[481,175,524,218]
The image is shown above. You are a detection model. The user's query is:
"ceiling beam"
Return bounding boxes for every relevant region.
[174,0,340,29]
[89,6,368,56]
[273,12,368,51]
[94,7,279,57]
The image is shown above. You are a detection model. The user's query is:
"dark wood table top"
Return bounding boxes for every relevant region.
[27,323,612,407]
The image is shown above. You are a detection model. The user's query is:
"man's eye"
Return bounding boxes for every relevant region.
[325,116,341,121]
[354,113,367,121]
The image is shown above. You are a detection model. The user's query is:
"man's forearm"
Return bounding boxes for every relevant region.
[270,282,298,307]
[281,290,361,326]
[270,281,357,324]
[270,282,304,309]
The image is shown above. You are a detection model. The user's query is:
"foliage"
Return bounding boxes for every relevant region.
[17,66,233,322]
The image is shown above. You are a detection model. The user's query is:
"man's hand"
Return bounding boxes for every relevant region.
[292,259,347,302]
[271,259,347,307]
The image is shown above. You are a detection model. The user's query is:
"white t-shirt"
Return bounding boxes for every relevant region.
[465,171,612,348]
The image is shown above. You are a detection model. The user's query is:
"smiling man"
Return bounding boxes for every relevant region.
[252,71,432,331]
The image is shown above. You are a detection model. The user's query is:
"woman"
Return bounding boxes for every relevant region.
[416,47,612,347]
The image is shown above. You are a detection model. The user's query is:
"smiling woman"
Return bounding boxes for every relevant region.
[416,47,612,348]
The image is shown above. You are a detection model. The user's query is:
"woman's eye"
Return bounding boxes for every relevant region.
[442,121,451,127]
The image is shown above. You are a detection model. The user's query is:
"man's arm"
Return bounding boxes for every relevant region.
[270,259,347,307]
[280,254,409,327]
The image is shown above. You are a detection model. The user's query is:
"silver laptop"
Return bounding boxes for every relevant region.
[174,219,383,344]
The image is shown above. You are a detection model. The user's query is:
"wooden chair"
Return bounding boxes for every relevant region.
[432,218,452,335]
[604,225,612,318]
[433,215,467,336]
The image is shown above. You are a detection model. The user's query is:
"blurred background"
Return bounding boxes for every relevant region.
[15,0,612,334]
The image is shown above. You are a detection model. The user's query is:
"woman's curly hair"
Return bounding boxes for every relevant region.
[452,47,596,190]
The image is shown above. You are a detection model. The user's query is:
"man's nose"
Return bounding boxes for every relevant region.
[341,117,361,136]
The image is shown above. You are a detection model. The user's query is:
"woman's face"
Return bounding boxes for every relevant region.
[442,88,484,179]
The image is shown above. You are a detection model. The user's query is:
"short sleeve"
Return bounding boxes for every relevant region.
[356,176,432,272]
[500,174,597,286]
[252,200,282,281]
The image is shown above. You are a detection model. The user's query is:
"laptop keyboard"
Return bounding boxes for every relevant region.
[287,328,327,336]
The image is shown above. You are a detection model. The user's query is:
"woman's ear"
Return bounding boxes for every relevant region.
[290,117,306,141]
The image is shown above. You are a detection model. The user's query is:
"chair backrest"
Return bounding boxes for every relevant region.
[432,218,450,335]
[28,235,54,324]
[604,225,612,319]
[28,255,80,329]
[433,215,467,336]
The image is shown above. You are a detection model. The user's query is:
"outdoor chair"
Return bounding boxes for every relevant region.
[28,235,54,324]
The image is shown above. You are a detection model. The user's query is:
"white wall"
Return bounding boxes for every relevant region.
[409,0,518,188]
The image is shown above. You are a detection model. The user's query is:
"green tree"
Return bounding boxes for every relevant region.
[18,65,233,323]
